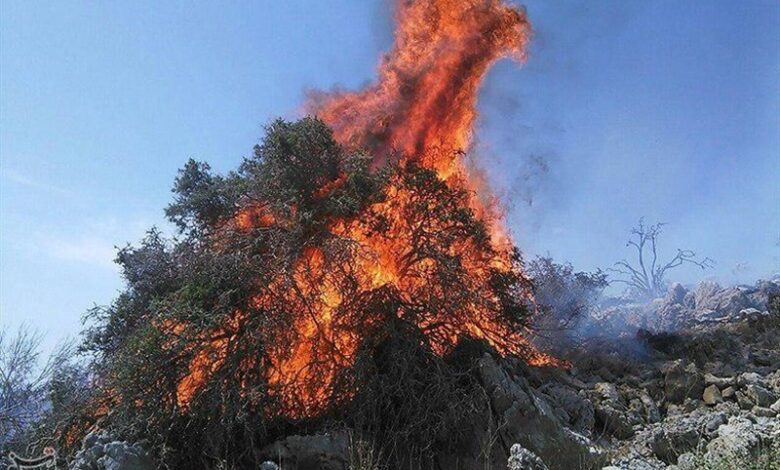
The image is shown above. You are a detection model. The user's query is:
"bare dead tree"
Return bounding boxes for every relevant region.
[0,327,50,447]
[609,218,714,299]
[0,326,78,451]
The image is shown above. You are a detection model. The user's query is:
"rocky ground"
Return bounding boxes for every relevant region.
[68,278,780,470]
[545,277,780,469]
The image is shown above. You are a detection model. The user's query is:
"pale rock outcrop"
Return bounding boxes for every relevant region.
[260,433,349,470]
[704,416,771,464]
[70,431,155,470]
[506,444,548,470]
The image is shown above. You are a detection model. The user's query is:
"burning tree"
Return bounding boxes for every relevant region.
[77,117,556,464]
[63,0,563,466]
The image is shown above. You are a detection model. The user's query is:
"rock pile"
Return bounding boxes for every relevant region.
[70,431,154,470]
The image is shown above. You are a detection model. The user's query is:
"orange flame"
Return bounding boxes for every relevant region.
[175,0,562,419]
[310,0,530,173]
[309,0,530,251]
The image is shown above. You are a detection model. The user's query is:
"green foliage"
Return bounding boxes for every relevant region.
[242,118,343,212]
[70,118,391,466]
[164,118,387,244]
[165,160,242,234]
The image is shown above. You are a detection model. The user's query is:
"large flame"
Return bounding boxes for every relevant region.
[310,0,530,250]
[310,0,530,173]
[175,0,560,419]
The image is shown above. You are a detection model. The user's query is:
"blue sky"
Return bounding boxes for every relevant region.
[2,0,779,353]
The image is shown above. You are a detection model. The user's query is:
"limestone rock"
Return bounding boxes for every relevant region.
[704,373,735,388]
[639,391,661,424]
[606,454,667,470]
[591,382,644,439]
[745,383,777,407]
[694,282,722,311]
[648,422,699,463]
[739,307,763,319]
[476,355,606,470]
[702,384,722,406]
[705,417,763,464]
[594,382,621,402]
[751,406,776,417]
[737,372,764,387]
[646,409,724,463]
[665,283,688,306]
[693,283,753,320]
[506,443,548,470]
[664,362,704,403]
[537,383,595,435]
[675,452,696,470]
[70,432,154,470]
[770,398,780,413]
[99,442,154,470]
[736,391,754,410]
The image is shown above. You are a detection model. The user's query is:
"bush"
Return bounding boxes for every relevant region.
[526,256,607,331]
[70,118,540,468]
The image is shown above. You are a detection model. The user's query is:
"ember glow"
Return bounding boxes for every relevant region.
[175,0,563,418]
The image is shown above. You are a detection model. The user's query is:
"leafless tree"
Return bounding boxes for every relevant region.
[610,218,714,299]
[0,326,48,446]
[0,326,76,449]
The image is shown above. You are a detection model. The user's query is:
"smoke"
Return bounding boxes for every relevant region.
[472,0,780,289]
[473,1,643,242]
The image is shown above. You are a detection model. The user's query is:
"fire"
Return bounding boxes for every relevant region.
[174,0,562,419]
[309,0,530,251]
[310,0,530,173]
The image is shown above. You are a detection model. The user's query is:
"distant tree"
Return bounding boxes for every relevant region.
[610,218,714,299]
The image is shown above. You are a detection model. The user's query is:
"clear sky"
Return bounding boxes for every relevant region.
[2,0,779,353]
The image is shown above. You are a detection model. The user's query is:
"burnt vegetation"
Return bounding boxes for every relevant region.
[0,328,88,458]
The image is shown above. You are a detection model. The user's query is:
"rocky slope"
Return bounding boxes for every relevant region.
[68,278,780,470]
